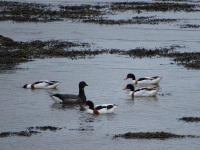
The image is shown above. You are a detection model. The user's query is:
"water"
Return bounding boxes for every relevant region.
[0,55,200,150]
[1,0,200,150]
[1,20,200,51]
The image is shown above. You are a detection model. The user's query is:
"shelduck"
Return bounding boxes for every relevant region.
[124,73,162,85]
[83,100,117,114]
[50,81,88,104]
[23,80,61,89]
[123,84,158,97]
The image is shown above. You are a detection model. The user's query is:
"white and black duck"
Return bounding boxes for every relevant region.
[123,84,158,97]
[23,80,61,89]
[124,73,162,85]
[83,100,117,114]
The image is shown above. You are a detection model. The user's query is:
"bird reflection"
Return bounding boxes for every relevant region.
[51,103,81,110]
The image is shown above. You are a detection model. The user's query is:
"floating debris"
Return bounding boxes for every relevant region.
[179,117,200,122]
[113,131,199,140]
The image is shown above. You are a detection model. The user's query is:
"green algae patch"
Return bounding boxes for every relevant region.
[179,117,200,122]
[113,131,199,140]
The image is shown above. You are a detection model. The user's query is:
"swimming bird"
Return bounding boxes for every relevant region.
[50,81,88,104]
[83,100,117,114]
[23,80,61,89]
[124,73,162,85]
[123,84,158,97]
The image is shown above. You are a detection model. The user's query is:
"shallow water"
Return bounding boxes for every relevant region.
[1,20,200,51]
[0,55,200,150]
[1,0,200,51]
[1,0,200,150]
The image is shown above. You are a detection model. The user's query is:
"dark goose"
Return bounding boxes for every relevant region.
[50,81,88,104]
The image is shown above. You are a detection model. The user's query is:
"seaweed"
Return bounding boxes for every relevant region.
[0,131,40,138]
[0,126,62,138]
[0,1,199,24]
[179,117,200,122]
[113,131,199,140]
[28,126,62,131]
[110,2,198,12]
[1,35,200,71]
[180,24,200,28]
[83,17,178,25]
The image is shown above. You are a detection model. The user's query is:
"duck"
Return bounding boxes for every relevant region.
[83,100,117,114]
[23,80,61,89]
[50,81,88,104]
[124,73,162,85]
[123,84,158,97]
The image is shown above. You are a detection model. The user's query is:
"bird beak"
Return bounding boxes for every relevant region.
[123,87,127,90]
[124,77,128,80]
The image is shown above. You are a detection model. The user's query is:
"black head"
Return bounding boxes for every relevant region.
[84,100,94,109]
[123,84,135,91]
[79,81,88,89]
[125,73,136,80]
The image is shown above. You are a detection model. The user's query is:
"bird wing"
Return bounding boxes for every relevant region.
[95,104,115,110]
[135,87,156,92]
[52,94,82,104]
[137,77,149,81]
[33,81,49,88]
